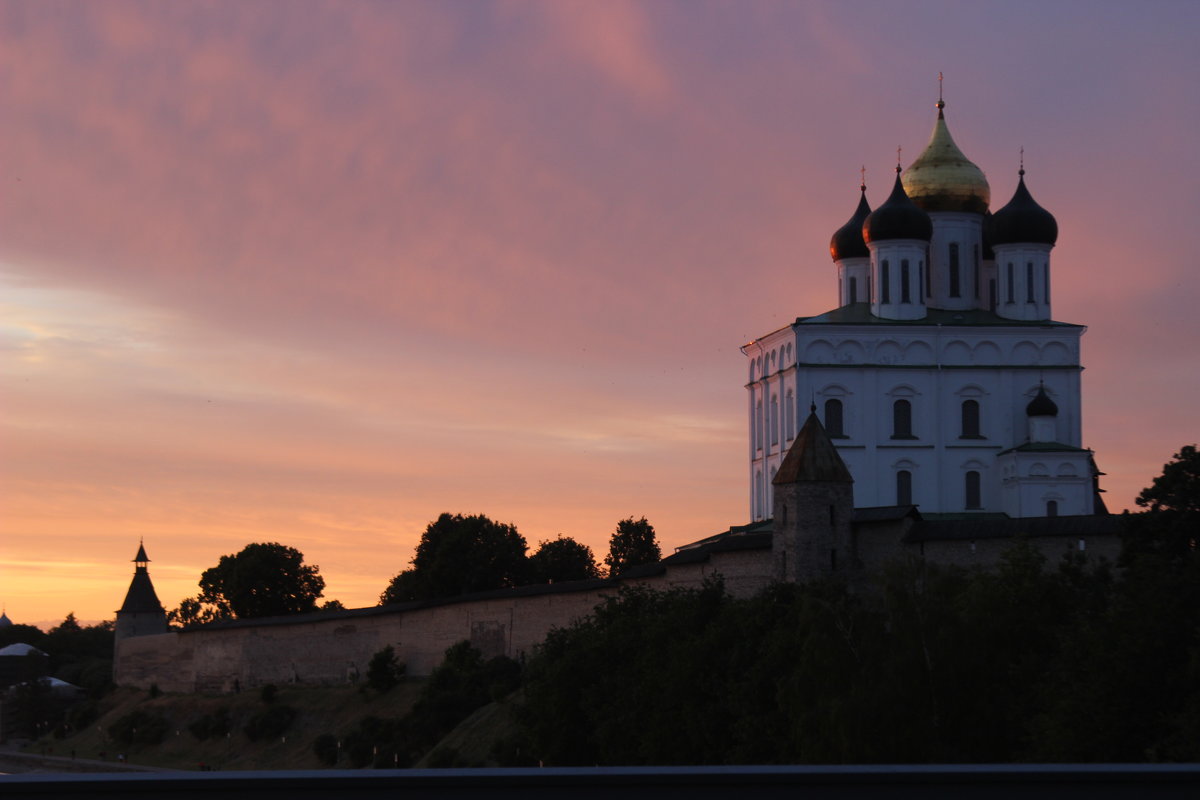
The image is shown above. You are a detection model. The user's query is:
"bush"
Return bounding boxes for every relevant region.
[367,646,405,693]
[188,708,231,741]
[313,732,339,766]
[243,704,297,741]
[109,709,169,745]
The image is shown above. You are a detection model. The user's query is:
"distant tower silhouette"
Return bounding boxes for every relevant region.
[772,408,856,582]
[115,540,168,640]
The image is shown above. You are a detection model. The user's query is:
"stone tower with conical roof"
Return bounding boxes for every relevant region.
[744,88,1104,521]
[772,409,855,582]
[115,541,168,641]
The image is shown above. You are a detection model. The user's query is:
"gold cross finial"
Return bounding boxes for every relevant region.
[896,145,902,171]
[860,164,866,191]
[1019,145,1025,175]
[937,72,945,110]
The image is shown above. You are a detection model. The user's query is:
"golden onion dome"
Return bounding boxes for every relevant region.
[901,102,990,214]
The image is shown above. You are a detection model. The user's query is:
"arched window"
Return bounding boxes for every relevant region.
[1006,263,1015,303]
[849,276,858,304]
[896,470,913,506]
[824,398,845,438]
[892,399,913,439]
[754,470,764,520]
[770,395,779,445]
[785,391,796,441]
[949,243,961,297]
[961,399,981,438]
[973,245,980,299]
[1026,262,1035,303]
[965,471,981,509]
[881,259,890,303]
[754,400,763,451]
[901,259,911,303]
[1044,263,1050,305]
[1047,500,1059,517]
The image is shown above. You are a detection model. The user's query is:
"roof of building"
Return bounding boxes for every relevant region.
[830,185,871,261]
[119,568,165,615]
[852,505,921,523]
[773,411,854,484]
[991,170,1058,247]
[863,169,933,243]
[904,514,1120,543]
[134,541,150,563]
[901,102,991,214]
[997,441,1089,455]
[795,303,1084,329]
[0,643,47,658]
[0,610,10,627]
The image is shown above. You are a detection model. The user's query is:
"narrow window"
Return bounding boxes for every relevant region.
[965,471,982,509]
[824,398,845,438]
[973,245,980,299]
[1043,263,1050,306]
[770,395,779,445]
[830,548,838,571]
[918,262,924,301]
[989,279,997,311]
[1048,500,1059,518]
[829,505,836,526]
[849,276,858,304]
[755,400,763,450]
[892,399,913,439]
[1006,263,1015,303]
[897,470,913,506]
[924,254,931,297]
[755,470,763,519]
[901,260,911,303]
[1026,262,1035,302]
[961,399,980,438]
[949,243,961,297]
[881,259,890,304]
[785,391,796,441]
[781,504,787,524]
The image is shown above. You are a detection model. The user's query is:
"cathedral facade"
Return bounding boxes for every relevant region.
[745,97,1104,522]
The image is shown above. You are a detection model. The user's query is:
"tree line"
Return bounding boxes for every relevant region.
[170,515,661,623]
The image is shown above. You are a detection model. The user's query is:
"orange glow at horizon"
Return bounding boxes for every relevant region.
[2,1,1198,628]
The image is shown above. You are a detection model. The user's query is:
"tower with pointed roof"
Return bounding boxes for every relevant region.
[115,540,168,641]
[772,408,855,581]
[744,91,1104,521]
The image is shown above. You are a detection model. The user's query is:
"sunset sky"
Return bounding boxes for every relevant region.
[3,0,1198,627]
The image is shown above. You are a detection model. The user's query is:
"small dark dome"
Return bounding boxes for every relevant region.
[829,186,871,261]
[1026,384,1059,417]
[863,170,933,244]
[991,171,1058,246]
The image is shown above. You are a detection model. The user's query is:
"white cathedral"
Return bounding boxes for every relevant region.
[744,96,1105,523]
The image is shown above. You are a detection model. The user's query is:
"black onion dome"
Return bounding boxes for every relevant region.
[829,186,871,261]
[991,171,1058,246]
[1026,384,1059,417]
[863,170,933,244]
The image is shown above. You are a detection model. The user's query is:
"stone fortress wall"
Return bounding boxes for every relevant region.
[114,513,1118,693]
[114,541,779,692]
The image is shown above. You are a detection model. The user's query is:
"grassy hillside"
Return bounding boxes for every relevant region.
[32,682,429,771]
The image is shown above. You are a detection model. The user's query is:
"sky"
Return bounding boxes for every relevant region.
[3,0,1198,627]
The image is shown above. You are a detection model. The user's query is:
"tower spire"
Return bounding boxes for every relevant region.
[937,72,945,115]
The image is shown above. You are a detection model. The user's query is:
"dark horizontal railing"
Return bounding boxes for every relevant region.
[3,764,1200,800]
